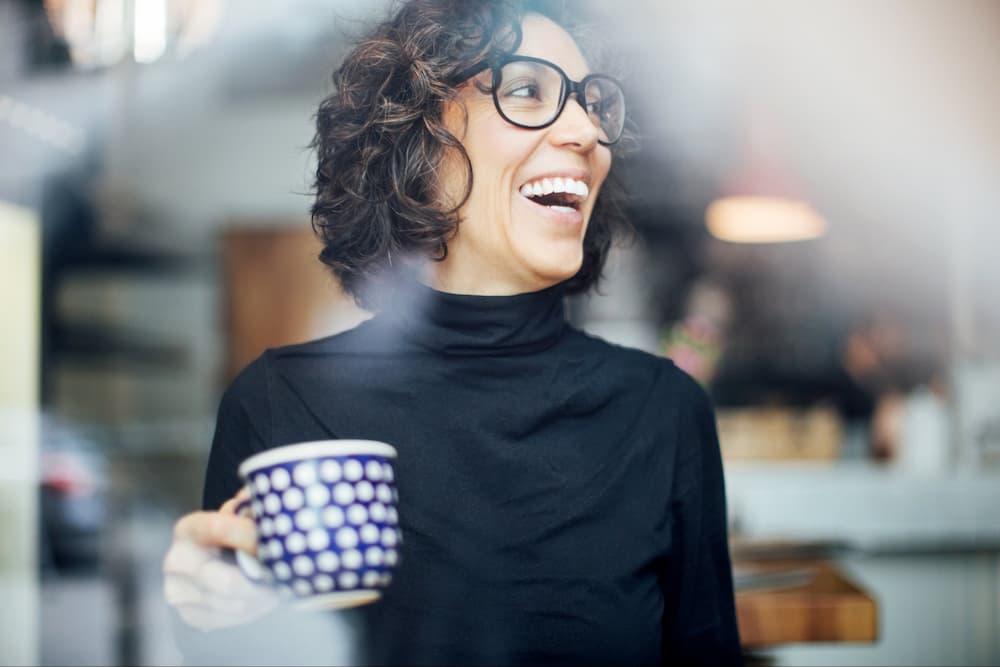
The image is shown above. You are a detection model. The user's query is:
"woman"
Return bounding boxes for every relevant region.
[163,1,741,664]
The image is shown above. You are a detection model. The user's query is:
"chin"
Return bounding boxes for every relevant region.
[525,252,583,287]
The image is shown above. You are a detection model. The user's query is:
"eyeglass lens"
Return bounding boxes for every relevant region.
[495,60,624,144]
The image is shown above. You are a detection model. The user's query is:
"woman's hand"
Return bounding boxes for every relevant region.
[162,489,280,631]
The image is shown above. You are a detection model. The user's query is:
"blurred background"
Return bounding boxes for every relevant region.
[1,0,998,664]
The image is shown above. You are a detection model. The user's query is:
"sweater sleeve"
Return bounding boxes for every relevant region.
[202,353,273,510]
[660,372,742,666]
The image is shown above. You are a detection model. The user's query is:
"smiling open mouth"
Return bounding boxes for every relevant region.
[519,177,589,213]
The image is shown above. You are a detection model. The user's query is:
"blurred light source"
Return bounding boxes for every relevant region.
[706,108,827,244]
[134,0,167,63]
[94,0,128,64]
[41,0,221,67]
[44,0,126,67]
[706,196,826,243]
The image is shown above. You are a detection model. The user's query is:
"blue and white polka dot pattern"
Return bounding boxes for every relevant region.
[246,455,400,599]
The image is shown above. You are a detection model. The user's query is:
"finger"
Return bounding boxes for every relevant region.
[164,540,270,602]
[164,574,204,608]
[169,588,253,616]
[176,602,272,632]
[196,557,259,598]
[163,539,218,577]
[166,561,276,613]
[173,591,281,631]
[219,487,251,515]
[174,511,257,552]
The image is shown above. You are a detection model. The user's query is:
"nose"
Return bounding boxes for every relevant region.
[547,93,601,152]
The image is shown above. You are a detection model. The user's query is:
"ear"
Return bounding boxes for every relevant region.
[432,99,473,212]
[441,96,470,143]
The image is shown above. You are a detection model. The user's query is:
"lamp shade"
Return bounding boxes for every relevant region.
[707,111,827,244]
[706,195,826,243]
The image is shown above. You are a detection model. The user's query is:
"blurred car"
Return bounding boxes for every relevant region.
[39,423,106,575]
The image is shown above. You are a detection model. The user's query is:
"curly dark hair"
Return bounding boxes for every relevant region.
[310,0,634,308]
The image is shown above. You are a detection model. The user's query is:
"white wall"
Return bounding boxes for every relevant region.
[0,202,40,666]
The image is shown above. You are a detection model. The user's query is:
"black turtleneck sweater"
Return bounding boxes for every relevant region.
[195,282,741,666]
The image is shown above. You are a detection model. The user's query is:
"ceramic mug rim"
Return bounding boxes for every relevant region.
[238,439,397,479]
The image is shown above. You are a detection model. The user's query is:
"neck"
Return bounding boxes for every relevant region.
[425,259,555,296]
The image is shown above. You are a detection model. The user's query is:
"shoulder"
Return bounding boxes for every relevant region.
[222,350,271,405]
[563,324,664,367]
[223,317,378,400]
[267,316,378,361]
[564,325,717,434]
[228,317,383,384]
[566,325,708,394]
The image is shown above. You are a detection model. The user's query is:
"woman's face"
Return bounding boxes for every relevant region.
[434,14,613,295]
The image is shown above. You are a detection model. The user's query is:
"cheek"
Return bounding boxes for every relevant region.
[465,120,540,198]
[588,155,614,212]
[595,151,613,189]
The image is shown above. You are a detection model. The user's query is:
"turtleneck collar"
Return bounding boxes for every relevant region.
[378,280,568,356]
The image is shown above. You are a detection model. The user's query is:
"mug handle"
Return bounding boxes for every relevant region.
[233,494,268,582]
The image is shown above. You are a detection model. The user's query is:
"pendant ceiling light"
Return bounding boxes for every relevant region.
[706,111,827,244]
[42,0,223,67]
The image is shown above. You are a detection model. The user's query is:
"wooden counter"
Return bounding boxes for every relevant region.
[735,560,878,647]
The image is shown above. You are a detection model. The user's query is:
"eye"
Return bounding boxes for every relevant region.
[502,77,542,100]
[585,96,606,118]
[588,93,621,123]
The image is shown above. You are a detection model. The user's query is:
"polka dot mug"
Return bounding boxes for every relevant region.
[234,440,401,610]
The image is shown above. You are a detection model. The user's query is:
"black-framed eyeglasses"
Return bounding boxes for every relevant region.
[460,55,626,146]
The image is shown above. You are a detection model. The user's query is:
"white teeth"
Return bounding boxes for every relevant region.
[550,205,576,214]
[519,177,590,200]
